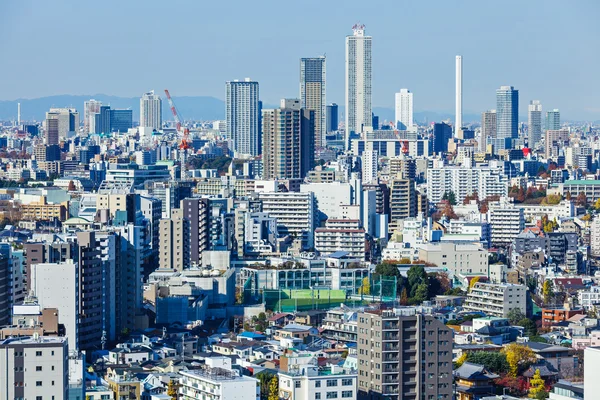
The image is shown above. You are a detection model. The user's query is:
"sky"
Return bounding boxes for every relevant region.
[1,0,599,120]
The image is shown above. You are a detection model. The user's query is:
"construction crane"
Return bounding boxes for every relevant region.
[164,89,191,150]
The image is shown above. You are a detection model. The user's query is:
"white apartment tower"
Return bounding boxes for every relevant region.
[140,90,162,131]
[362,149,378,184]
[226,78,260,156]
[345,24,372,148]
[394,88,413,130]
[455,55,463,134]
[84,99,102,134]
[528,100,542,148]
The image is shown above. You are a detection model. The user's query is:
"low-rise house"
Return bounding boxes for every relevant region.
[454,362,499,400]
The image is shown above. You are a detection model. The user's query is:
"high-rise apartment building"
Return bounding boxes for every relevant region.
[480,110,497,152]
[345,24,372,145]
[528,100,542,148]
[546,109,561,131]
[394,89,413,130]
[357,309,453,400]
[140,90,162,131]
[496,86,519,148]
[84,99,102,134]
[159,208,190,271]
[262,99,315,180]
[362,149,378,184]
[181,198,210,265]
[455,55,463,134]
[326,103,339,133]
[545,129,570,159]
[0,256,8,327]
[300,56,326,148]
[226,79,260,156]
[388,178,417,233]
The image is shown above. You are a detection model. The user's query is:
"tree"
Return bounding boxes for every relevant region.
[507,308,526,325]
[594,198,600,210]
[268,376,279,400]
[167,380,179,400]
[565,191,572,201]
[375,263,401,277]
[413,282,429,303]
[542,280,554,305]
[503,343,537,377]
[468,276,480,292]
[360,277,371,295]
[67,180,76,191]
[518,318,538,337]
[528,369,547,399]
[447,191,457,206]
[576,191,588,207]
[407,265,427,297]
[258,312,267,322]
[256,371,276,400]
[455,353,468,368]
[466,351,509,374]
[400,288,408,305]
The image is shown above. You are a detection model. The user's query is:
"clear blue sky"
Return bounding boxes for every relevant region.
[1,0,599,120]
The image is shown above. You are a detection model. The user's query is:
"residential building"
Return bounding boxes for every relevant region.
[528,100,542,148]
[488,204,525,248]
[226,78,260,156]
[480,110,497,152]
[546,109,561,131]
[262,99,315,180]
[388,178,417,232]
[394,89,413,130]
[84,99,103,134]
[140,90,162,131]
[0,336,69,400]
[418,242,488,277]
[585,347,600,397]
[362,150,378,184]
[278,365,357,400]
[357,309,453,400]
[464,282,528,318]
[345,24,372,144]
[159,208,190,270]
[179,365,259,400]
[315,219,366,260]
[545,129,570,159]
[496,86,519,148]
[0,256,8,327]
[427,166,508,205]
[300,56,326,148]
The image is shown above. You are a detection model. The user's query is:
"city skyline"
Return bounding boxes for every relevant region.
[1,1,599,121]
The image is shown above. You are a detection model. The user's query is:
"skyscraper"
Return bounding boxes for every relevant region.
[110,109,134,133]
[546,109,561,131]
[45,111,60,145]
[300,56,326,148]
[345,24,372,146]
[496,85,519,147]
[433,122,452,154]
[84,99,102,134]
[481,110,497,152]
[455,55,463,134]
[326,103,339,133]
[262,99,315,180]
[394,88,413,130]
[528,100,542,148]
[140,90,162,131]
[226,79,260,156]
[46,108,79,140]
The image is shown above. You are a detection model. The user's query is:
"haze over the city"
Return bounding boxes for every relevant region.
[1,0,599,120]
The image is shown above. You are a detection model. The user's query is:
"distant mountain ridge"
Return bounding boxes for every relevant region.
[0,94,484,125]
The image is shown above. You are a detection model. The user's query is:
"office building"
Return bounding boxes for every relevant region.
[357,309,453,400]
[159,208,190,271]
[46,108,79,141]
[456,55,463,134]
[433,122,452,154]
[480,110,497,152]
[464,282,528,318]
[109,109,134,133]
[84,99,102,134]
[496,86,519,148]
[262,99,315,180]
[394,89,413,130]
[45,112,60,145]
[93,105,111,135]
[345,24,372,142]
[546,109,561,131]
[226,78,260,156]
[300,56,326,147]
[545,129,570,159]
[0,336,69,400]
[140,90,162,131]
[326,103,339,133]
[528,100,542,148]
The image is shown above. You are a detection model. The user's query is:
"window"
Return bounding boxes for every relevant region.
[36,381,42,386]
[342,378,353,386]
[315,381,321,388]
[326,392,338,399]
[36,351,42,356]
[342,391,353,398]
[295,381,301,388]
[36,397,42,400]
[36,366,42,371]
[326,379,338,387]
[315,394,321,400]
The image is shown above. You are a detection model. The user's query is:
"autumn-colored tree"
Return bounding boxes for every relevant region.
[400,288,408,305]
[565,191,572,200]
[167,380,179,399]
[67,180,76,191]
[479,201,489,213]
[360,277,370,295]
[469,276,480,292]
[542,280,554,305]
[503,343,536,377]
[455,353,468,367]
[516,187,526,203]
[528,369,546,399]
[594,198,600,210]
[581,213,592,221]
[542,194,562,205]
[268,376,279,400]
[576,191,588,207]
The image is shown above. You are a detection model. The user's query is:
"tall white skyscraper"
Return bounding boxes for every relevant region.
[226,78,260,156]
[528,100,542,148]
[140,90,162,131]
[300,56,326,148]
[362,150,378,184]
[394,89,414,130]
[84,99,102,134]
[345,24,372,148]
[455,55,463,135]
